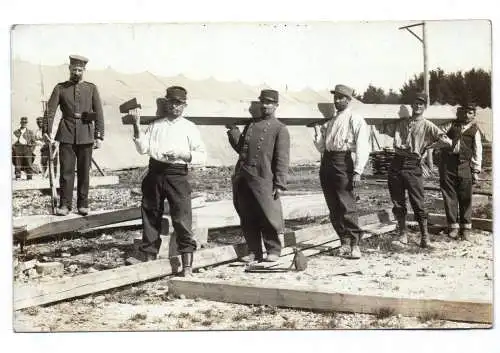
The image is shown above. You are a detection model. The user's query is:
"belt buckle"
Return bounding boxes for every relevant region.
[74,113,82,119]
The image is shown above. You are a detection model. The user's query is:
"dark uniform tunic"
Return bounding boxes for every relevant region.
[43,80,104,209]
[439,121,482,229]
[227,116,290,258]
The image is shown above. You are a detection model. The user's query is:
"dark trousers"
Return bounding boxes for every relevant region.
[140,158,196,255]
[439,154,473,228]
[59,143,93,209]
[41,143,58,176]
[320,151,362,245]
[235,177,282,258]
[12,144,35,178]
[388,155,426,222]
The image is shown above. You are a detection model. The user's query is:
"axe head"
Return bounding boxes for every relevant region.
[119,98,142,114]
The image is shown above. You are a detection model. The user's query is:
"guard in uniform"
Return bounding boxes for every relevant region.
[312,84,370,259]
[439,102,482,241]
[43,55,104,216]
[227,90,290,263]
[386,93,452,247]
[129,86,207,276]
[12,116,36,180]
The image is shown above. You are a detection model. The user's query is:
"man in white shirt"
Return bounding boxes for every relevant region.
[128,86,207,276]
[438,102,482,241]
[12,116,36,180]
[312,84,370,259]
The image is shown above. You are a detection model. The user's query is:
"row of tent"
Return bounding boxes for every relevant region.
[11,60,492,170]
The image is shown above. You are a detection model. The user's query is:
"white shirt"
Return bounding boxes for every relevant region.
[133,116,206,166]
[313,107,371,175]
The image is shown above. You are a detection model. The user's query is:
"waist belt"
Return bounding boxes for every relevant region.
[149,158,188,173]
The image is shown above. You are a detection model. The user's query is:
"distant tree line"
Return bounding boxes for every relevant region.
[355,68,491,108]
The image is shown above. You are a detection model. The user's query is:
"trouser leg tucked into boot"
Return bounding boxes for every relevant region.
[397,218,408,244]
[419,219,430,248]
[460,223,472,241]
[181,252,194,277]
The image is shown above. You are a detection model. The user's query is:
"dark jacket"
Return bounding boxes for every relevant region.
[228,116,290,232]
[43,80,104,144]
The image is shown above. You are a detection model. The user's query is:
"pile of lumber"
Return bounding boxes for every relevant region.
[370,150,395,176]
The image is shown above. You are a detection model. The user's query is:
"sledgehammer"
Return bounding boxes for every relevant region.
[119,98,142,114]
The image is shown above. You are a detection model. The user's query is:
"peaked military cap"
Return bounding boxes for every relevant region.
[165,86,187,102]
[259,89,279,103]
[330,84,354,99]
[69,55,89,66]
[414,92,427,103]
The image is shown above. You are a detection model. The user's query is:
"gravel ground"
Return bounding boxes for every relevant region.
[12,166,493,331]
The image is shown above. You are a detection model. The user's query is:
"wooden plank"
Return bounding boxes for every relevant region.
[13,196,206,241]
[168,278,493,324]
[13,175,119,191]
[407,213,492,232]
[13,223,336,310]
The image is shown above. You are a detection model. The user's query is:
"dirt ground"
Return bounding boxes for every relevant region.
[12,165,493,331]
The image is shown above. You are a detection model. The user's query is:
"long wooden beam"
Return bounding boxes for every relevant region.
[13,196,207,242]
[121,114,453,127]
[13,175,119,192]
[13,224,339,310]
[167,278,493,324]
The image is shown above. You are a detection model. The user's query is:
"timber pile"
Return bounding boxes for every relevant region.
[370,150,395,176]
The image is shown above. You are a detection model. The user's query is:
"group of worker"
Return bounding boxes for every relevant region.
[19,54,483,276]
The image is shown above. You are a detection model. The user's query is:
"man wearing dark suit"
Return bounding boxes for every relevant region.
[43,54,104,216]
[12,116,36,180]
[227,90,291,263]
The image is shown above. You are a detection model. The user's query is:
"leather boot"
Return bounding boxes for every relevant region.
[338,237,351,257]
[419,219,430,248]
[181,252,194,277]
[397,218,408,244]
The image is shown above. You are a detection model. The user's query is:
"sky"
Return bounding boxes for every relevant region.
[10,20,491,94]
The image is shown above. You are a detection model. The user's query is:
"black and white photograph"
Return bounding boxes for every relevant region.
[4,2,496,347]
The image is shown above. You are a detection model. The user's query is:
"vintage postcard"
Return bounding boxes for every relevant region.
[10,20,492,334]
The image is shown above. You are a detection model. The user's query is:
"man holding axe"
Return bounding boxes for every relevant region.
[127,86,206,276]
[43,54,104,216]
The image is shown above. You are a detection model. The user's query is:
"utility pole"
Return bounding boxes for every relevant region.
[399,21,434,172]
[399,21,429,105]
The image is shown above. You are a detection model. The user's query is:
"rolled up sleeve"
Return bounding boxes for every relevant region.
[353,115,370,175]
[133,125,151,155]
[188,125,207,166]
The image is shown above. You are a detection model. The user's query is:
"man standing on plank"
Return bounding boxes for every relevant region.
[438,102,482,241]
[385,92,452,248]
[43,54,104,216]
[312,84,370,259]
[128,86,206,277]
[227,90,290,264]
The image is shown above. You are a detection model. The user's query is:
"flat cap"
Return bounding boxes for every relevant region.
[414,92,427,103]
[462,101,477,111]
[69,55,89,66]
[259,89,279,103]
[330,84,354,99]
[165,86,187,102]
[20,116,28,122]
